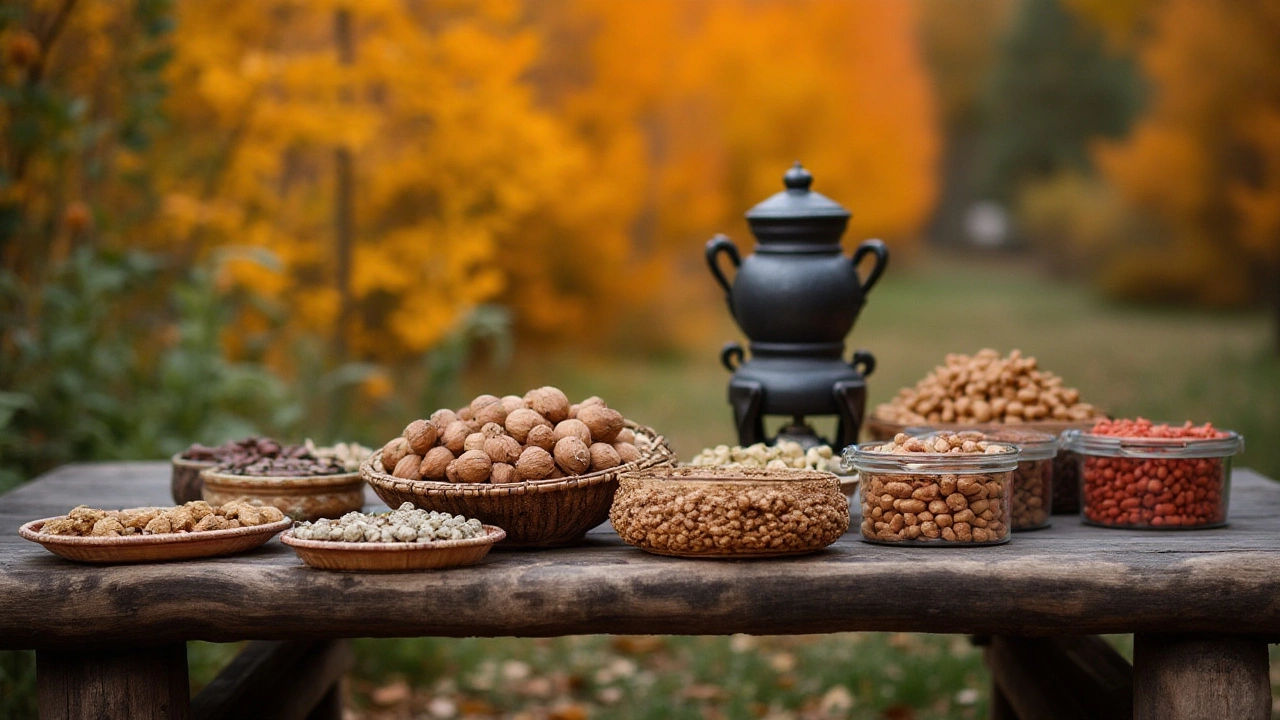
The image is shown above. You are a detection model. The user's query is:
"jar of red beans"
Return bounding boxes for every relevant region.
[1066,419,1242,529]
[843,433,1020,546]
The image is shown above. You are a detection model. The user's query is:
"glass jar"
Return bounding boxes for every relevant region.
[906,427,1058,531]
[1066,428,1243,529]
[841,440,1020,546]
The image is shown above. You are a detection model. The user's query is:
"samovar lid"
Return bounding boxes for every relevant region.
[745,162,849,247]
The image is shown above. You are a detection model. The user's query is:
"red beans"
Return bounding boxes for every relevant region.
[1078,419,1231,529]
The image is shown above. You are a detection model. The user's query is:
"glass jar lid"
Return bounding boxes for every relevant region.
[904,426,1058,461]
[1064,428,1242,459]
[841,441,1020,475]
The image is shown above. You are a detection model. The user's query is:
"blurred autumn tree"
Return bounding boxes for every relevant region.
[158,0,939,357]
[980,0,1142,202]
[1069,0,1280,347]
[5,0,940,365]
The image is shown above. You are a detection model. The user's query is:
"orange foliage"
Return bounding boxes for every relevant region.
[17,1,940,360]
[1087,0,1280,305]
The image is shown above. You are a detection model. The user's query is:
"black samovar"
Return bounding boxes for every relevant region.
[706,162,887,448]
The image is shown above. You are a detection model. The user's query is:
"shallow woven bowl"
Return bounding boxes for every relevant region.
[201,470,364,522]
[19,515,291,564]
[610,466,849,558]
[281,525,506,572]
[362,423,675,548]
[171,454,214,504]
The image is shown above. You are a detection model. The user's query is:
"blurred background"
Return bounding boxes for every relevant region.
[2,0,1278,718]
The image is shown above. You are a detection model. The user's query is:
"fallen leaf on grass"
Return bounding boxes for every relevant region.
[610,635,666,654]
[882,704,916,720]
[681,684,727,701]
[370,679,411,706]
[819,685,853,714]
[549,702,589,720]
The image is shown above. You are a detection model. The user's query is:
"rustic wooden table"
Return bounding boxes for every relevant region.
[1,462,1276,719]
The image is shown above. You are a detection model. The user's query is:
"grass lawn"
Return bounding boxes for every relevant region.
[5,252,1278,719]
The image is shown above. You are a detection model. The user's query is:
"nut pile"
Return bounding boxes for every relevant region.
[1011,458,1051,530]
[291,504,485,543]
[874,349,1103,426]
[860,433,1013,544]
[378,387,649,484]
[688,442,842,474]
[303,439,373,472]
[610,469,848,555]
[180,437,296,464]
[40,500,286,537]
[183,437,351,477]
[1081,419,1230,528]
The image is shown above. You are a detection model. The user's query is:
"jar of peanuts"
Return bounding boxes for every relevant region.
[841,433,1020,546]
[1066,419,1243,529]
[908,427,1058,531]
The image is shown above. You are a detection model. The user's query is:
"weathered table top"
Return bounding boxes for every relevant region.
[1,462,1278,649]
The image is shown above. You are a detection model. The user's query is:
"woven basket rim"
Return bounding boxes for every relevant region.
[363,422,674,498]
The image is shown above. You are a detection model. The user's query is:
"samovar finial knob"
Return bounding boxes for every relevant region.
[783,161,812,191]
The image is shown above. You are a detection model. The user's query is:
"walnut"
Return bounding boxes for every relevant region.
[501,395,528,414]
[393,453,424,480]
[464,432,486,452]
[447,450,493,483]
[516,446,555,480]
[570,396,605,419]
[615,427,636,445]
[505,408,551,443]
[553,436,590,475]
[441,421,471,454]
[168,508,196,532]
[525,424,557,452]
[145,515,173,534]
[120,508,161,530]
[471,394,507,426]
[382,437,410,472]
[90,517,125,537]
[589,442,621,471]
[420,446,455,479]
[578,405,624,443]
[484,434,523,464]
[490,462,521,484]
[524,386,570,424]
[554,419,592,445]
[613,441,641,464]
[429,408,458,433]
[194,514,228,532]
[480,422,507,439]
[403,419,438,455]
[456,405,474,421]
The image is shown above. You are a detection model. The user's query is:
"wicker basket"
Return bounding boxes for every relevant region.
[362,423,676,548]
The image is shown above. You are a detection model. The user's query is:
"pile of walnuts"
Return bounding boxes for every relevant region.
[874,349,1104,426]
[378,387,647,484]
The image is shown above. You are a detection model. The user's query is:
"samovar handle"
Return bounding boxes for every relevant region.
[852,239,889,296]
[705,234,741,298]
[851,349,876,377]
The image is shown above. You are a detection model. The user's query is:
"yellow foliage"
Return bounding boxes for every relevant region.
[10,0,941,360]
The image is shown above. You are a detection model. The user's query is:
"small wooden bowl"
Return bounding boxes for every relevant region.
[362,423,676,548]
[201,470,364,522]
[171,454,215,504]
[280,525,505,572]
[610,466,849,558]
[19,516,291,564]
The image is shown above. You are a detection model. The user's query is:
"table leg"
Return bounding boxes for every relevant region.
[1133,633,1271,720]
[37,642,190,720]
